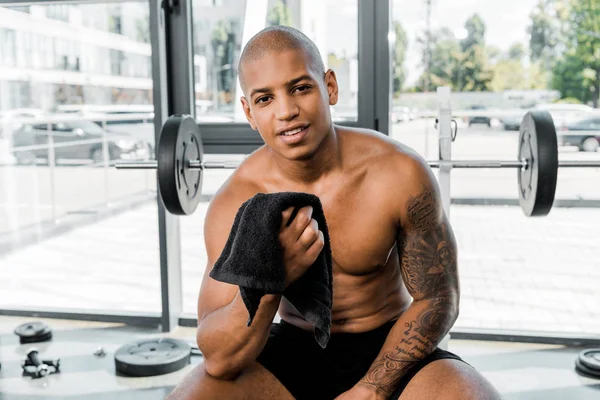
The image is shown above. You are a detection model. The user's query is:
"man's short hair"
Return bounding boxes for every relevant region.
[238,25,325,94]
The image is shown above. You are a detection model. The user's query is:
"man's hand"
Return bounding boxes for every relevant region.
[279,206,325,287]
[334,385,387,400]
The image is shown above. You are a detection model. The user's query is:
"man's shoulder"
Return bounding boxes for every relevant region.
[339,125,431,181]
[339,126,438,225]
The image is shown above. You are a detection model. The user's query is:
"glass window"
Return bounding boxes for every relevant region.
[392,1,600,337]
[6,6,30,14]
[31,34,41,69]
[0,2,158,315]
[44,36,55,69]
[46,5,69,22]
[2,29,17,67]
[191,0,358,124]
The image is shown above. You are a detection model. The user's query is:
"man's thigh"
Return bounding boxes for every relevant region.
[398,359,502,400]
[166,362,295,400]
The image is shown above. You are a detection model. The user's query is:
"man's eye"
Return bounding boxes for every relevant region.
[294,85,310,93]
[256,96,270,104]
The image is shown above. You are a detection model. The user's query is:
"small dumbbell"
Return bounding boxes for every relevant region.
[94,346,106,357]
[22,348,60,379]
[25,349,48,378]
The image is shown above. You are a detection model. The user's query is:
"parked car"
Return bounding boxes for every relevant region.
[467,105,491,127]
[54,106,156,155]
[501,113,523,131]
[0,108,44,139]
[11,118,151,165]
[502,103,593,131]
[531,103,593,129]
[558,114,600,152]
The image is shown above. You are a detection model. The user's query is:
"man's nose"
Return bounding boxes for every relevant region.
[275,96,299,121]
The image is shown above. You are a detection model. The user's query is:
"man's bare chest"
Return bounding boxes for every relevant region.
[318,188,399,275]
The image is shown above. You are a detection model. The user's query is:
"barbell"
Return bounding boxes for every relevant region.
[115,111,600,217]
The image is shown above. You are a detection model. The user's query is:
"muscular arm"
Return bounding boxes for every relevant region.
[195,177,281,379]
[357,159,460,398]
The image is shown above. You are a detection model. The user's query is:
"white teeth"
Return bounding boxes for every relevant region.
[282,127,304,136]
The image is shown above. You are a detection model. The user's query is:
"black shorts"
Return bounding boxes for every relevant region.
[256,319,468,400]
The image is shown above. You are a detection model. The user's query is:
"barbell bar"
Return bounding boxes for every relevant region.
[117,160,240,169]
[114,111,600,217]
[117,159,600,170]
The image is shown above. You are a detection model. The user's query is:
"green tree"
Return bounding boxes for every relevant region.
[491,60,527,91]
[415,14,494,92]
[490,42,548,91]
[415,24,493,92]
[460,13,486,51]
[267,0,292,27]
[528,0,559,67]
[460,45,494,91]
[508,43,525,60]
[486,45,502,64]
[552,52,595,105]
[527,0,573,90]
[459,14,494,91]
[528,61,552,89]
[392,21,409,96]
[211,20,236,94]
[549,0,600,107]
[415,28,461,91]
[568,0,600,107]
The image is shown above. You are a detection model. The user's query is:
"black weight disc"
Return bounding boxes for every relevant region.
[157,115,203,215]
[14,322,52,344]
[575,357,600,379]
[518,110,558,217]
[114,338,191,377]
[19,329,52,344]
[578,349,600,371]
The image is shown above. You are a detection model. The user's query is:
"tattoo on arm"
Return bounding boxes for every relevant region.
[401,189,457,298]
[358,189,458,397]
[358,322,423,396]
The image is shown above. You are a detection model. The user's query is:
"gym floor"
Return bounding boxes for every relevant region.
[0,316,598,399]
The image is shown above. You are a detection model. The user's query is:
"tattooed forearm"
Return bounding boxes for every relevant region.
[359,353,420,396]
[358,189,459,397]
[359,301,455,396]
[418,295,454,336]
[359,321,423,396]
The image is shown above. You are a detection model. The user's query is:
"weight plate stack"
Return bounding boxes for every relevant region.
[14,321,53,344]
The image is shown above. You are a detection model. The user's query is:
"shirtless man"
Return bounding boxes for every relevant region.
[167,26,502,400]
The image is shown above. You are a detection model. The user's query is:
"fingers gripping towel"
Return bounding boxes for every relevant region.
[209,192,333,348]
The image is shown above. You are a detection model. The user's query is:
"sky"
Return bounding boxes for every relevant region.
[325,0,541,87]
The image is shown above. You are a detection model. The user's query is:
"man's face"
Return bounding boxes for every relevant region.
[240,49,339,161]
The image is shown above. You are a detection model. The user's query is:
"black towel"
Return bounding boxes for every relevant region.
[209,192,333,348]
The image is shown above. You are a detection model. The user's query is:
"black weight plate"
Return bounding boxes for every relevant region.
[575,357,600,379]
[114,338,191,377]
[158,115,203,215]
[518,110,558,217]
[578,349,600,371]
[14,322,51,341]
[19,329,52,344]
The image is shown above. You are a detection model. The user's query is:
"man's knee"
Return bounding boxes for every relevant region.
[400,359,502,400]
[166,363,227,400]
[166,362,294,400]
